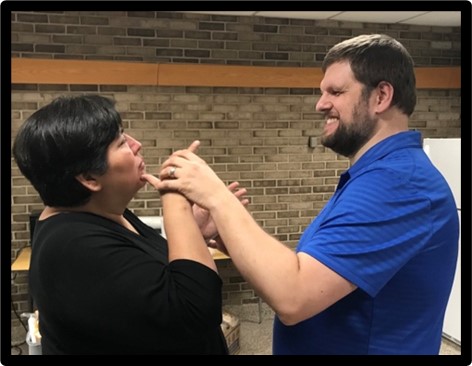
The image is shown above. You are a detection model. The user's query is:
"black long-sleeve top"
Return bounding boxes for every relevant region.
[29,209,228,355]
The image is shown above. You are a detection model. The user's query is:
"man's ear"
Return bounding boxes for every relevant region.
[75,173,101,192]
[374,81,394,114]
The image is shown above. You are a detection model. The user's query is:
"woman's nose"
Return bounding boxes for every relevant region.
[125,134,142,154]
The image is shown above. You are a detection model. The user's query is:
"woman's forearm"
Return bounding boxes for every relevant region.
[162,192,218,272]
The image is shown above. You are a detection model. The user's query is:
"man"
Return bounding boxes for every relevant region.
[143,34,459,355]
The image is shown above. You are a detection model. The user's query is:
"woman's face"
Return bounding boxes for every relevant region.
[97,131,147,200]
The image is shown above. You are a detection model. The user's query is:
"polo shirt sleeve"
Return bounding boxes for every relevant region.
[299,167,433,297]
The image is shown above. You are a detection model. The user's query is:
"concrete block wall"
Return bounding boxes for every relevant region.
[10,11,461,327]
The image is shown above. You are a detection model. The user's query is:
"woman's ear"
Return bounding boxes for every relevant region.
[75,173,101,192]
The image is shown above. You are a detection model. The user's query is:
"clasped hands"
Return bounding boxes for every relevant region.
[141,140,249,244]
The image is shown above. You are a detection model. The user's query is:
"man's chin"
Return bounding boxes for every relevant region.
[319,135,333,149]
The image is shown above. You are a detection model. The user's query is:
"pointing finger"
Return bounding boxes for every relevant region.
[141,173,160,188]
[187,140,200,154]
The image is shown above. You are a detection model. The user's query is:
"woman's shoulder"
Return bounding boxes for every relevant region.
[36,209,117,236]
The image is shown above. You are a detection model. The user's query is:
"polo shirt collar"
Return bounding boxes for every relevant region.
[337,131,422,190]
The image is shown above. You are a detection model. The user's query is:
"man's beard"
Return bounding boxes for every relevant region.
[321,101,377,158]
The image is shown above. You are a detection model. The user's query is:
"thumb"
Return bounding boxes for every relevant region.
[187,140,200,153]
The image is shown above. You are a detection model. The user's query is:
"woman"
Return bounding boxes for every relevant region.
[12,94,246,354]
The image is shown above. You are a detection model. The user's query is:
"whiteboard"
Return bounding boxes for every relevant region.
[423,138,461,344]
[423,138,461,208]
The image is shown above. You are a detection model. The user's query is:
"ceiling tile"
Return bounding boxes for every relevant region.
[182,11,257,17]
[330,11,428,24]
[179,11,462,27]
[254,11,341,20]
[399,12,461,26]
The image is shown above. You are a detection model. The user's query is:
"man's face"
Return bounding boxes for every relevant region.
[316,61,378,158]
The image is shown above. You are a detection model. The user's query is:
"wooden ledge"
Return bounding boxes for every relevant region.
[12,58,461,89]
[11,246,31,272]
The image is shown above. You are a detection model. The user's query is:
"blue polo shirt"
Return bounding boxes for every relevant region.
[273,131,459,355]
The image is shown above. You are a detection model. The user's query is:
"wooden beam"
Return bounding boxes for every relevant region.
[414,67,461,90]
[11,58,461,89]
[12,58,159,86]
[157,63,324,88]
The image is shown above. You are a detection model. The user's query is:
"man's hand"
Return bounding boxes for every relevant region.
[193,182,249,240]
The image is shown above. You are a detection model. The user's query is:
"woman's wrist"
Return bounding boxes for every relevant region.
[161,191,192,211]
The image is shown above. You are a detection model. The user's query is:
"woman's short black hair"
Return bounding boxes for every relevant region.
[13,94,122,207]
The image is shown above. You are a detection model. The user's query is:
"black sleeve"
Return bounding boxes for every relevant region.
[168,259,223,329]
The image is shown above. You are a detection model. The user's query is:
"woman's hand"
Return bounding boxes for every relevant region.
[141,140,250,240]
[207,236,229,257]
[140,140,202,195]
[141,173,249,241]
[193,182,249,240]
[151,141,236,211]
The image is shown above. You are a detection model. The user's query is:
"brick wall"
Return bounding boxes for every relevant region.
[11,11,460,66]
[10,11,461,326]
